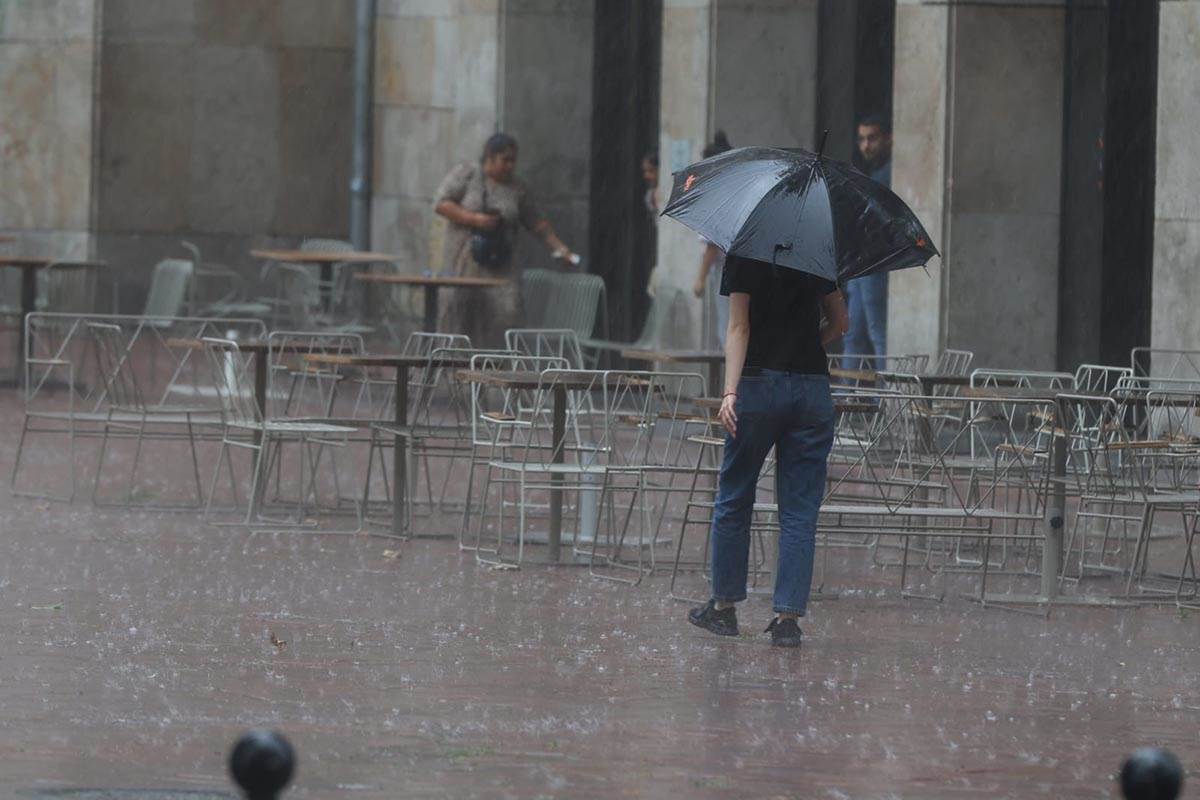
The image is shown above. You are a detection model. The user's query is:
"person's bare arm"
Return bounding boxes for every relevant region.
[718,292,751,436]
[531,219,576,263]
[694,243,722,297]
[821,290,849,348]
[435,200,497,231]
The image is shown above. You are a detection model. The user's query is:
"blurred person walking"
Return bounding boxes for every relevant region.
[692,131,733,345]
[434,133,577,345]
[842,114,893,365]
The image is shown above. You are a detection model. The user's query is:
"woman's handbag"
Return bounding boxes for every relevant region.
[469,167,512,269]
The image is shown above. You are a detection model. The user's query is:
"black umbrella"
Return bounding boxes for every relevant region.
[661,145,938,284]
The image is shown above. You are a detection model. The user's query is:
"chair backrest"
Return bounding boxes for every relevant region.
[143,259,194,318]
[202,337,259,427]
[931,348,973,376]
[266,331,366,419]
[466,353,571,448]
[1074,363,1134,394]
[86,321,144,410]
[543,273,606,338]
[38,265,98,314]
[504,328,585,369]
[520,269,556,328]
[301,238,354,253]
[402,331,471,358]
[1131,347,1200,382]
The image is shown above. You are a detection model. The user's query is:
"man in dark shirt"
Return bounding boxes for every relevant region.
[688,255,847,648]
[843,114,892,367]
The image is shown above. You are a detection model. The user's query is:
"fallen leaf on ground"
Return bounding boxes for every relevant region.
[381,549,401,560]
[269,631,287,651]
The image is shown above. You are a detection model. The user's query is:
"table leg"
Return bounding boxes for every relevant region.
[393,365,409,538]
[548,385,566,562]
[320,261,334,314]
[1040,427,1068,599]
[253,351,268,448]
[1,266,36,388]
[423,285,439,332]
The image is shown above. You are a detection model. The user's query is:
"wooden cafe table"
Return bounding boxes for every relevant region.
[250,249,399,313]
[354,272,511,333]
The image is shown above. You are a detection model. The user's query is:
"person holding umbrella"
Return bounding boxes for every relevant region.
[663,141,937,648]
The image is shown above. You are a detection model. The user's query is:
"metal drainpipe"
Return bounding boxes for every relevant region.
[350,0,377,250]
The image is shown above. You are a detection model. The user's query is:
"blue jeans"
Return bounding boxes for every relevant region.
[844,272,888,368]
[710,370,835,615]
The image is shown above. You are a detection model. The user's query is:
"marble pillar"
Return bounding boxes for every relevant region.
[1151,0,1200,357]
[890,0,1065,370]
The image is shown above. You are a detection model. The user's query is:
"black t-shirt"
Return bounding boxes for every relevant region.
[719,255,837,375]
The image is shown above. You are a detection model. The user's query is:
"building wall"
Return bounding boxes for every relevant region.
[95,0,355,310]
[371,0,593,281]
[888,0,948,362]
[1151,0,1200,357]
[655,0,819,348]
[890,0,1064,370]
[0,0,100,260]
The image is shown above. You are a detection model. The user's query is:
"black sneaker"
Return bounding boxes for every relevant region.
[765,617,803,648]
[688,600,739,637]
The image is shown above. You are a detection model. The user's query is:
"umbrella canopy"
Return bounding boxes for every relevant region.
[661,146,938,284]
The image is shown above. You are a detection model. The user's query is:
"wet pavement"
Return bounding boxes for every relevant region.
[0,391,1198,799]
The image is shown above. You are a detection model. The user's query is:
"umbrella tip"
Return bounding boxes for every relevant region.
[817,130,829,159]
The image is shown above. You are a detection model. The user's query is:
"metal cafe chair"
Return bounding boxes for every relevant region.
[258,331,367,516]
[200,337,361,533]
[10,312,267,503]
[813,392,1056,602]
[1057,392,1200,603]
[462,357,578,563]
[85,322,212,509]
[505,328,586,369]
[586,370,709,584]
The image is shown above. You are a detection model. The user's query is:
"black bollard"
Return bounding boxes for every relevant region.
[229,729,296,800]
[1120,747,1184,800]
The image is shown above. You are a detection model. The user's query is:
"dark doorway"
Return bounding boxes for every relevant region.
[816,0,895,167]
[588,0,663,344]
[1058,0,1158,369]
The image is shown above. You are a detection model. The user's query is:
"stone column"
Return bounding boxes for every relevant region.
[1150,0,1200,355]
[890,0,1065,369]
[371,0,593,274]
[0,0,100,259]
[655,0,819,348]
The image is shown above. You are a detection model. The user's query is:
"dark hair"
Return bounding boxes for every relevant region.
[857,114,891,135]
[482,133,518,161]
[642,151,659,168]
[702,130,732,159]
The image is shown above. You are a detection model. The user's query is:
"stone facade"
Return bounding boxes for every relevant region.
[890,0,1065,370]
[96,0,355,310]
[1151,0,1200,357]
[4,0,1199,369]
[0,0,99,260]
